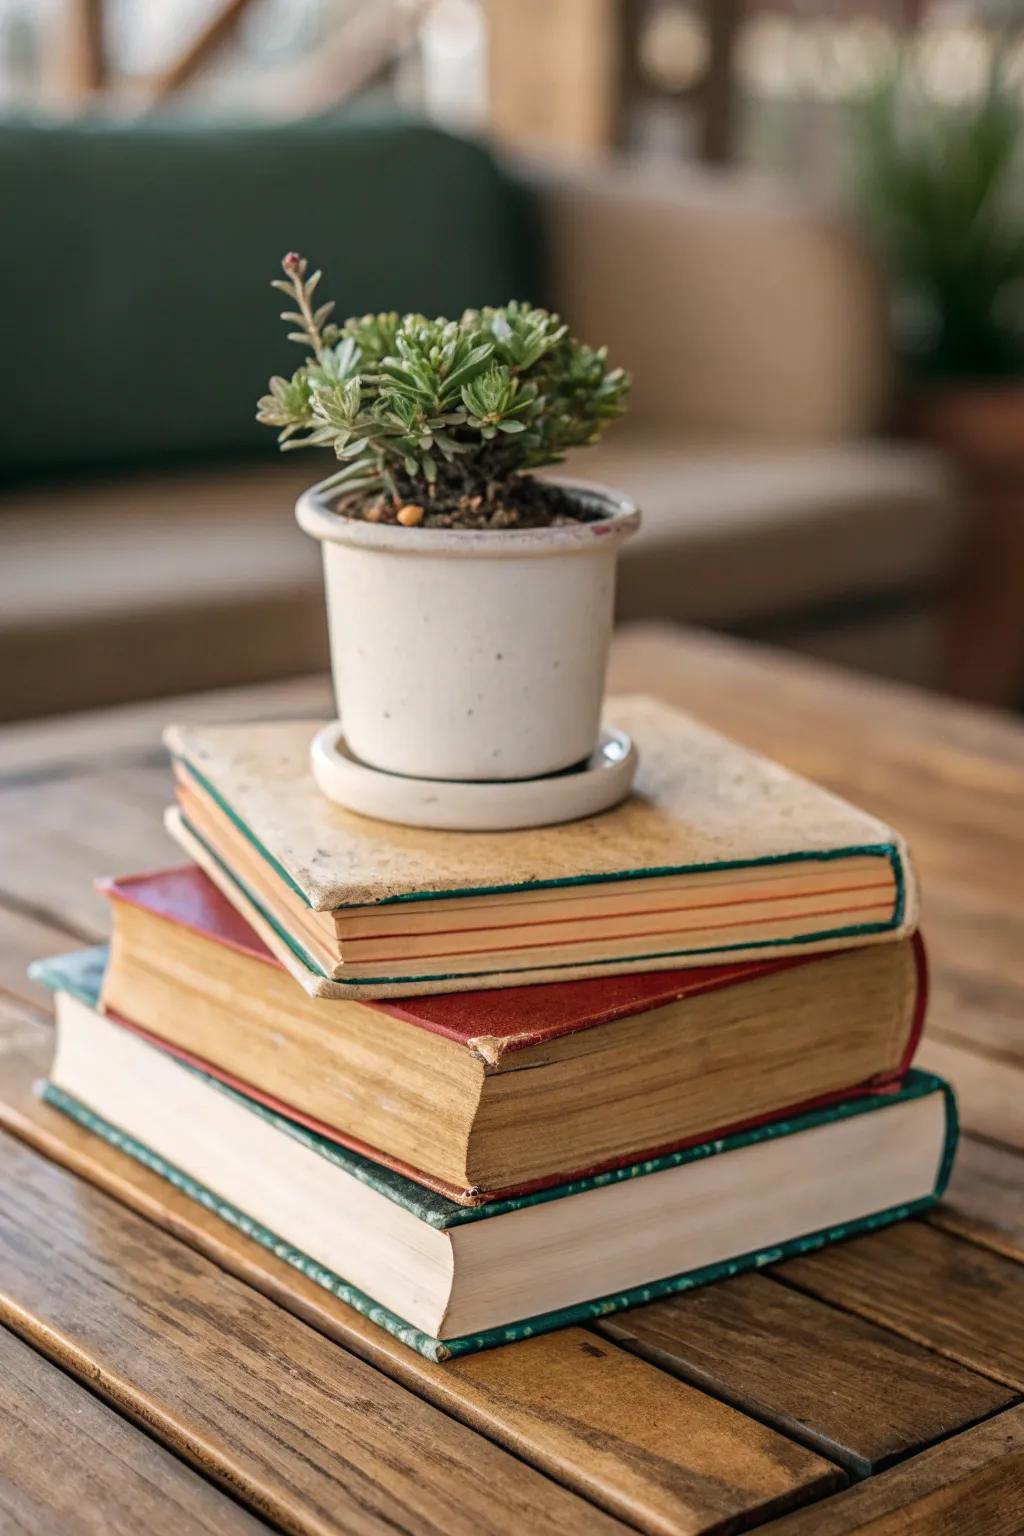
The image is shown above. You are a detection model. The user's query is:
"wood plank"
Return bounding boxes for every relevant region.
[926,943,1024,1066]
[922,886,1024,1060]
[0,764,176,936]
[931,1136,1024,1263]
[0,1033,842,1536]
[916,1036,1024,1153]
[0,901,85,1011]
[0,994,50,1059]
[597,1272,1015,1477]
[444,1330,842,1534]
[0,1324,269,1535]
[757,1404,1024,1534]
[0,673,331,781]
[775,1221,1024,1392]
[607,626,1024,778]
[0,1129,634,1536]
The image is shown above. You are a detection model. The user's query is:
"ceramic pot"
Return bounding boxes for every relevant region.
[296,478,640,781]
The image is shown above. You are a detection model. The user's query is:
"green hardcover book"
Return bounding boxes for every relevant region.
[33,948,957,1363]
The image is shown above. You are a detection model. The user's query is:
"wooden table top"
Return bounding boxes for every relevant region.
[1,623,1022,1536]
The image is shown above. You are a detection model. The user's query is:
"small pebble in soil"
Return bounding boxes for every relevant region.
[336,474,608,530]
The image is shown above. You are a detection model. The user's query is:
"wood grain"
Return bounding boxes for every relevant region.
[0,673,332,782]
[0,1325,269,1535]
[0,1031,840,1536]
[4,624,1024,1532]
[931,1135,1024,1263]
[597,1272,1015,1477]
[0,1130,633,1536]
[916,1035,1024,1152]
[0,764,175,937]
[757,1404,1024,1534]
[775,1221,1024,1392]
[0,901,85,1012]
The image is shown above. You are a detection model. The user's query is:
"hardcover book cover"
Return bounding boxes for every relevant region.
[166,696,916,910]
[164,695,919,998]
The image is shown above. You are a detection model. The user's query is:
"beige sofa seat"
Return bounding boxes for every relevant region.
[0,434,959,722]
[572,434,958,626]
[0,463,326,722]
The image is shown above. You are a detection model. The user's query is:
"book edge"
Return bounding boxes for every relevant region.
[38,1079,955,1361]
[31,938,929,1210]
[172,804,913,992]
[173,751,913,917]
[102,860,858,1056]
[35,952,948,1230]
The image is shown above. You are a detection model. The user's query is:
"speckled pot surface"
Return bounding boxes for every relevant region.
[296,477,640,782]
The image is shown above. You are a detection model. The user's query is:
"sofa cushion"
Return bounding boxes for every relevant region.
[0,439,959,720]
[0,113,538,480]
[570,435,960,626]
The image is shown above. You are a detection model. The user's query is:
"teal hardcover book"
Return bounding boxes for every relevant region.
[34,948,956,1363]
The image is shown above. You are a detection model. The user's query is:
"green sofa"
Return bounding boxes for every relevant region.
[0,112,538,479]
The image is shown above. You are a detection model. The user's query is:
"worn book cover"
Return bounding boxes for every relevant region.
[164,695,918,998]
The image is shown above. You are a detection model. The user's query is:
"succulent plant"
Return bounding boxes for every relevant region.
[257,254,629,518]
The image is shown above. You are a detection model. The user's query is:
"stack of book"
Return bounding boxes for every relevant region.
[33,695,956,1361]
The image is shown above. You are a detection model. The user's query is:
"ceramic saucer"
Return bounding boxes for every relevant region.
[310,723,637,831]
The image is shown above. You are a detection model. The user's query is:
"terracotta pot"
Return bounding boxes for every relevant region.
[911,382,1024,479]
[911,381,1024,704]
[296,478,640,782]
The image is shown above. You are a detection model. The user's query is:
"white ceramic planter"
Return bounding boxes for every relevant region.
[295,477,640,782]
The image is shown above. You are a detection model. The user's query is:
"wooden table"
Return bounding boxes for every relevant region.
[1,623,1022,1536]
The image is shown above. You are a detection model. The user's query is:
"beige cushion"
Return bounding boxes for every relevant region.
[0,462,326,721]
[566,434,961,627]
[537,159,892,441]
[0,440,959,720]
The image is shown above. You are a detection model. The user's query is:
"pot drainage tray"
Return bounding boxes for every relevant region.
[310,723,637,831]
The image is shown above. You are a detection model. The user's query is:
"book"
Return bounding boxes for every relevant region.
[97,865,928,1204]
[164,694,918,998]
[36,950,956,1362]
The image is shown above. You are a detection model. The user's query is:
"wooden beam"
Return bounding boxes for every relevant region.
[45,0,105,107]
[486,0,624,157]
[150,0,258,102]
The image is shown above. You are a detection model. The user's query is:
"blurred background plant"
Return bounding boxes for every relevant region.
[852,48,1024,381]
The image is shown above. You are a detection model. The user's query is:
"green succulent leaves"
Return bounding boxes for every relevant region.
[256,254,629,498]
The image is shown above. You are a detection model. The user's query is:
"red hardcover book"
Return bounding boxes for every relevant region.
[98,865,926,1204]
